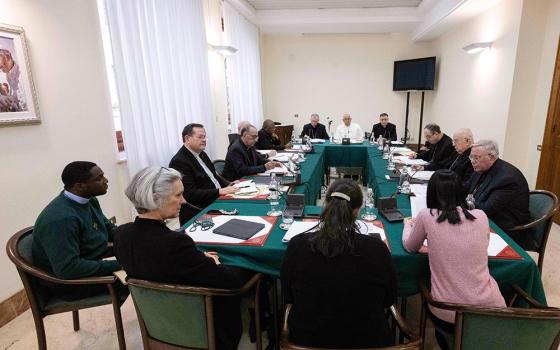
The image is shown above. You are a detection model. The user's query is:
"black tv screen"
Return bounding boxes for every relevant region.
[393,57,436,91]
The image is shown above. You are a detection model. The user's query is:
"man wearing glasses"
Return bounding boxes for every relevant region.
[222,124,282,181]
[465,140,532,249]
[169,123,238,225]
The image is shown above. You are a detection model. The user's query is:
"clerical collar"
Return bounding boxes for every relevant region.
[185,145,200,157]
[64,190,90,204]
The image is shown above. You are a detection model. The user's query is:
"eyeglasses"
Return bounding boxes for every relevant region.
[189,217,215,232]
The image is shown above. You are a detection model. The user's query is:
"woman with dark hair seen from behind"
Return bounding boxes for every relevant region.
[113,166,252,350]
[402,169,505,349]
[281,179,397,348]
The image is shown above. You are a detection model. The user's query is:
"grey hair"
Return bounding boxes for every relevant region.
[472,139,499,158]
[237,120,250,134]
[125,166,182,214]
[424,123,441,134]
[454,128,474,142]
[310,113,320,119]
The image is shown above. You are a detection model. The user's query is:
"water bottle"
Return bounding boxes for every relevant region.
[387,153,396,171]
[291,132,296,144]
[400,167,411,194]
[383,142,389,159]
[269,173,278,192]
[267,174,281,216]
[370,132,375,145]
[362,188,377,221]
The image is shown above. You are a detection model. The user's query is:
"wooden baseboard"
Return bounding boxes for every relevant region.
[0,289,29,328]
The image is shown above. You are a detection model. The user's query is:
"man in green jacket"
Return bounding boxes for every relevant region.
[32,161,123,300]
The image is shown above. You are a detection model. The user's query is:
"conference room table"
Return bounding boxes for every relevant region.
[184,141,547,304]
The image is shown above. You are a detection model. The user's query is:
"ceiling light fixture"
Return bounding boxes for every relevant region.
[462,42,492,54]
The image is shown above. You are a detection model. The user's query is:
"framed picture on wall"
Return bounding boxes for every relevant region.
[0,23,40,126]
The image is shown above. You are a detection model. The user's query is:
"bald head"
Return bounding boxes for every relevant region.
[342,113,352,126]
[452,128,474,154]
[237,120,250,135]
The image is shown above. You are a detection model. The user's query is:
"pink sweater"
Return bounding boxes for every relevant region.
[402,208,505,323]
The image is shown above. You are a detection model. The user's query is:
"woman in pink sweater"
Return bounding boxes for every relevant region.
[402,169,505,349]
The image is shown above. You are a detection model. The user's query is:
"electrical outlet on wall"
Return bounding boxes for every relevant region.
[294,114,298,118]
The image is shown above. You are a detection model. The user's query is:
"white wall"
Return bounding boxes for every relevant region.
[0,0,129,301]
[428,0,523,154]
[261,33,435,143]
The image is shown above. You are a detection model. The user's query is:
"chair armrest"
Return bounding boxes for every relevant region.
[509,210,557,231]
[16,262,116,285]
[389,305,417,340]
[511,284,548,309]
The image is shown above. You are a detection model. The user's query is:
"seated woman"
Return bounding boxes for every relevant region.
[113,166,251,350]
[402,169,505,349]
[281,179,397,348]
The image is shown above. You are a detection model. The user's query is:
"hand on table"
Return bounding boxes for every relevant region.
[219,186,237,195]
[265,161,282,170]
[412,165,424,171]
[204,251,221,265]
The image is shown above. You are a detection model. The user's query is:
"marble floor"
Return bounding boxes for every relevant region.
[1,202,559,349]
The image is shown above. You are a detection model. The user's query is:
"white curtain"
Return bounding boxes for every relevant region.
[223,1,264,130]
[104,0,215,175]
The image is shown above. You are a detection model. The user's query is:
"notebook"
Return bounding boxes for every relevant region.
[212,219,266,240]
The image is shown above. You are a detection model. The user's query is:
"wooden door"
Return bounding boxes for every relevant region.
[536,37,560,224]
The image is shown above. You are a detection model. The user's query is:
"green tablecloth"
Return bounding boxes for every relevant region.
[183,142,547,304]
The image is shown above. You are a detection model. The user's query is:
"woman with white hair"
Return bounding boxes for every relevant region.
[113,166,251,350]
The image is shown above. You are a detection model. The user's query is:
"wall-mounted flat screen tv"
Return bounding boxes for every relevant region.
[393,56,436,91]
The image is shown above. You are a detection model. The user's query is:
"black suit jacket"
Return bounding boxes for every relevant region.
[418,134,457,171]
[465,159,531,247]
[222,139,268,181]
[446,147,474,185]
[301,123,329,140]
[256,129,285,150]
[371,123,397,141]
[169,146,229,225]
[114,217,243,288]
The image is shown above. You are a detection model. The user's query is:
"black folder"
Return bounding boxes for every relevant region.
[213,219,265,240]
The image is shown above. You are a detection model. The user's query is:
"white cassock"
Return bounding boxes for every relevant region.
[334,123,364,140]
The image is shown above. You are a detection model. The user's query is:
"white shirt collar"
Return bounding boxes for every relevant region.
[63,190,90,204]
[185,145,201,157]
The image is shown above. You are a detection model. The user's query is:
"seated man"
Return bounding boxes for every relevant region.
[169,123,237,225]
[415,128,474,184]
[412,123,456,170]
[465,140,532,249]
[228,120,250,147]
[222,124,282,181]
[334,113,364,140]
[301,114,329,140]
[371,113,397,141]
[32,161,122,300]
[256,119,292,150]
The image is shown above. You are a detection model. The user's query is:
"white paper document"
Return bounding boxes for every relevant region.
[235,185,259,195]
[282,221,320,242]
[356,220,387,241]
[187,216,272,244]
[393,156,428,166]
[256,149,274,155]
[270,154,291,162]
[411,171,434,181]
[487,232,508,256]
[233,180,253,188]
[310,138,326,143]
[256,163,289,176]
[410,184,428,217]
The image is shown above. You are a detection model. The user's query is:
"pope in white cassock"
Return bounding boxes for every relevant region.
[334,113,364,140]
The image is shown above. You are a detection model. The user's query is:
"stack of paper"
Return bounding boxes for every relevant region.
[282,221,320,242]
[310,138,326,143]
[270,154,291,162]
[410,184,428,217]
[393,156,428,166]
[411,171,434,181]
[257,163,289,176]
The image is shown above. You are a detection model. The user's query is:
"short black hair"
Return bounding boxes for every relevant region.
[61,161,97,189]
[379,113,388,117]
[424,123,441,134]
[182,123,204,139]
[426,169,475,224]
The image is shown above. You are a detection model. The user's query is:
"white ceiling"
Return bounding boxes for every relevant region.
[227,0,503,41]
[245,0,422,10]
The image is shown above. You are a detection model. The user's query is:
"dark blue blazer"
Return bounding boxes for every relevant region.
[465,159,530,246]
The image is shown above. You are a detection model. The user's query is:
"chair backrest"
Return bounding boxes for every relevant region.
[456,308,560,350]
[228,133,239,145]
[528,190,559,252]
[213,159,226,176]
[127,278,212,349]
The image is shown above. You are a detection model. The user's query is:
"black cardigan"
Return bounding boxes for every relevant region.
[281,231,397,348]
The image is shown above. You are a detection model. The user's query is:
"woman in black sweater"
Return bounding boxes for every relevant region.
[281,179,397,348]
[113,166,251,350]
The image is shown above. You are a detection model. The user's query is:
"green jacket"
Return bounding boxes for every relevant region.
[32,192,121,279]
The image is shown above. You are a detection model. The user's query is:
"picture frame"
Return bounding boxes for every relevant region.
[0,23,40,126]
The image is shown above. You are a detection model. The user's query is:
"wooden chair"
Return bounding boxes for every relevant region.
[419,281,560,350]
[280,304,422,350]
[212,159,226,177]
[508,190,559,273]
[5,227,127,350]
[127,273,263,350]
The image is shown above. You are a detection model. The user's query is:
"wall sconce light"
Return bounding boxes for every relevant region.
[209,45,238,56]
[462,42,492,54]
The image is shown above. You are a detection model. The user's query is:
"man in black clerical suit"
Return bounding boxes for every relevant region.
[169,123,237,225]
[412,123,456,171]
[371,113,397,141]
[301,114,329,140]
[465,140,532,249]
[256,119,292,150]
[222,124,282,181]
